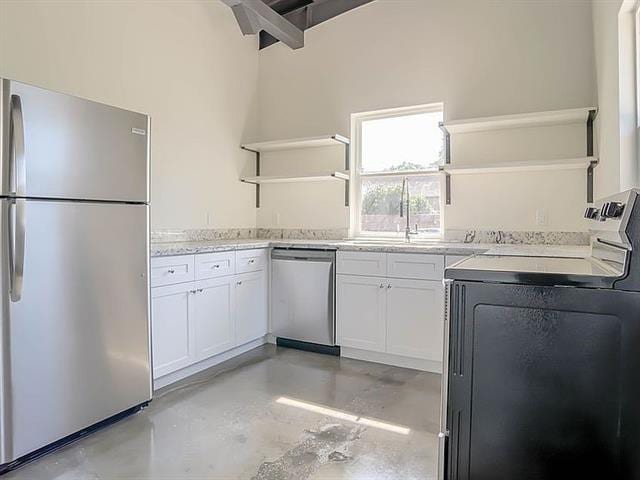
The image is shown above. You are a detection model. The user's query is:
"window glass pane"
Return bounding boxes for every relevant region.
[361,110,444,173]
[360,176,441,235]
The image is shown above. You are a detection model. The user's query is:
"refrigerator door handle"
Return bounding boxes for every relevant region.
[9,198,26,302]
[10,94,26,197]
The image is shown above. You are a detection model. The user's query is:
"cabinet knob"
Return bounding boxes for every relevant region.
[237,281,243,286]
[387,284,392,289]
[212,264,220,269]
[189,290,196,294]
[248,259,255,264]
[167,269,175,274]
[379,283,384,288]
[197,288,203,293]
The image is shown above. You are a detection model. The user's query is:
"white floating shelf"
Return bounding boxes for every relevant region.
[440,107,597,134]
[439,157,598,175]
[240,171,349,184]
[241,134,350,152]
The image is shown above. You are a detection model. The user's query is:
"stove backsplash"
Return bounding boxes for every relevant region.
[152,228,590,245]
[444,229,590,245]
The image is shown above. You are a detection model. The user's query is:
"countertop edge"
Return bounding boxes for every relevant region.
[150,240,590,259]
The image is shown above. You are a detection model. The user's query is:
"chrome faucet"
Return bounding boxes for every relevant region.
[400,176,419,242]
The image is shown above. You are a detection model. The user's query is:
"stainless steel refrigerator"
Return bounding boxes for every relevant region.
[0,78,152,472]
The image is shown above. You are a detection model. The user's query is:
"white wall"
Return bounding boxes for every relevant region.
[592,0,623,199]
[592,0,640,199]
[0,0,260,230]
[257,0,596,232]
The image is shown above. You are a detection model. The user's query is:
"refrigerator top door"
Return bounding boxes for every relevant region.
[2,79,149,202]
[1,199,151,462]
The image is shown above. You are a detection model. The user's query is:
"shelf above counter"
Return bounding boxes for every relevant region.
[440,107,597,135]
[240,171,349,184]
[241,134,350,152]
[439,157,598,175]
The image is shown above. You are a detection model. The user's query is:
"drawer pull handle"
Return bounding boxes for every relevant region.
[248,259,255,264]
[212,264,220,269]
[379,283,384,288]
[167,269,175,274]
[197,288,203,293]
[387,284,392,289]
[189,290,196,294]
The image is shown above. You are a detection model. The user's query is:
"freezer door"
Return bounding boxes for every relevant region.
[1,79,148,202]
[0,200,151,462]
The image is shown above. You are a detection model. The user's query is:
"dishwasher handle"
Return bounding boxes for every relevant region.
[271,248,336,262]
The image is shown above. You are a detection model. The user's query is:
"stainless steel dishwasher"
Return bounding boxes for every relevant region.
[271,249,339,355]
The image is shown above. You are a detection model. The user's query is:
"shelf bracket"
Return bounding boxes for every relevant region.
[344,142,350,207]
[241,146,260,207]
[587,160,598,204]
[586,109,598,203]
[445,172,451,205]
[439,122,451,164]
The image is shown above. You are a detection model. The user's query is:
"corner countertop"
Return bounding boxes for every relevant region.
[150,238,590,259]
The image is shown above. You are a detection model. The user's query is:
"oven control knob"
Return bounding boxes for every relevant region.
[584,207,599,219]
[601,201,625,218]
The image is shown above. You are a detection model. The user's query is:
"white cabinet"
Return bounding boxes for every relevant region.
[193,277,235,359]
[236,249,268,274]
[150,249,269,381]
[235,271,268,345]
[151,283,195,378]
[151,255,195,287]
[337,251,387,276]
[387,253,444,280]
[386,278,444,361]
[336,251,446,369]
[195,251,236,280]
[336,275,386,352]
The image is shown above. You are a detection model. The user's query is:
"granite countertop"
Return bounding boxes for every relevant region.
[150,238,590,259]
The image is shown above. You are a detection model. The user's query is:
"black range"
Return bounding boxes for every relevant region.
[439,189,640,480]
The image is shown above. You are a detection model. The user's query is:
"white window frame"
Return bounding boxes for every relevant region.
[350,103,445,240]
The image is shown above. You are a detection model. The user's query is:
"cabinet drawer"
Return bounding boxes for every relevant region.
[387,253,444,280]
[337,251,387,277]
[151,255,195,287]
[195,251,236,280]
[236,248,268,274]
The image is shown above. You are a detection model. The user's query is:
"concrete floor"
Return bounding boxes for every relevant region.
[5,345,441,480]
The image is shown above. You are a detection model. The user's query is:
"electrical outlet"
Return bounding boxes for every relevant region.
[536,208,548,226]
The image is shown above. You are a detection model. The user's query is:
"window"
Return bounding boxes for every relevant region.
[352,104,445,238]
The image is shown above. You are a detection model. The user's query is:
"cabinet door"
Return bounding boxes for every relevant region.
[151,283,195,378]
[386,278,444,360]
[193,277,235,360]
[235,271,268,346]
[336,275,386,352]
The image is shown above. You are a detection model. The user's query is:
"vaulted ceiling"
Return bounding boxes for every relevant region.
[222,0,375,50]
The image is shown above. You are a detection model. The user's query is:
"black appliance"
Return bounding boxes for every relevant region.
[439,189,640,480]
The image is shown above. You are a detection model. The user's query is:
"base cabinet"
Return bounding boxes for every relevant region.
[386,278,444,361]
[150,283,195,378]
[336,275,386,352]
[235,271,268,346]
[337,269,445,365]
[151,253,268,381]
[193,277,235,360]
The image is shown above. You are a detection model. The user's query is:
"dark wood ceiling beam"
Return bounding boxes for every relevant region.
[223,0,305,49]
[259,0,375,49]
